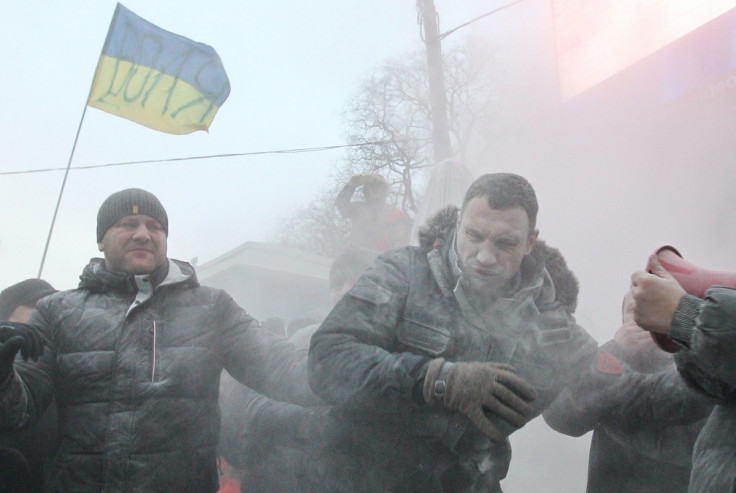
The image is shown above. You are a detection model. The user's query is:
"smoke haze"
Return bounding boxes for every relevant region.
[2,1,735,491]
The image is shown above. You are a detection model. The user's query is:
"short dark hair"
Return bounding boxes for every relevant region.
[329,248,378,290]
[461,173,538,234]
[0,279,56,321]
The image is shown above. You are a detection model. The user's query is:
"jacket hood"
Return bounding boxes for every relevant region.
[418,205,579,313]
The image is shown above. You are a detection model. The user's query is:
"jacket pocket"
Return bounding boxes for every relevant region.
[533,305,574,346]
[349,278,392,305]
[347,277,398,328]
[397,302,450,356]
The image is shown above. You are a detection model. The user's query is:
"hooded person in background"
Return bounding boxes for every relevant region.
[335,174,412,252]
[543,289,713,493]
[0,279,57,493]
[309,173,599,492]
[632,254,736,493]
[0,188,318,493]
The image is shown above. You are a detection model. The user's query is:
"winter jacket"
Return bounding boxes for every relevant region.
[543,339,712,493]
[667,287,736,493]
[0,399,58,492]
[308,206,598,492]
[0,258,316,493]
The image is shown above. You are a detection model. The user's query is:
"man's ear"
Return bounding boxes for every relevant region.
[97,242,104,252]
[526,229,539,254]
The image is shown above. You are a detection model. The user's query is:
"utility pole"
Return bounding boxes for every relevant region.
[418,0,453,162]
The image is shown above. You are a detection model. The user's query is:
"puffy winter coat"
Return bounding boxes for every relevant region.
[669,286,736,493]
[0,258,315,493]
[308,206,597,492]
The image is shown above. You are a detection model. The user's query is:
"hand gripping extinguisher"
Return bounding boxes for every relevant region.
[649,246,736,352]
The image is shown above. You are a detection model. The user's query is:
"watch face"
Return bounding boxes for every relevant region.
[434,380,446,397]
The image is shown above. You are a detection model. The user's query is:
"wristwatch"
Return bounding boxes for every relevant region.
[433,361,455,399]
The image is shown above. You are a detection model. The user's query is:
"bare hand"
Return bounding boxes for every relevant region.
[614,288,659,355]
[348,175,367,187]
[630,254,686,334]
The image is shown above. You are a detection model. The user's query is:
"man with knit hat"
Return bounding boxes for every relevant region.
[0,188,318,492]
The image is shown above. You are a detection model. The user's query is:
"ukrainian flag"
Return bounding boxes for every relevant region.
[88,3,230,134]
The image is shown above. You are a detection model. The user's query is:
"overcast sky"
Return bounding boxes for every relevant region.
[0,0,486,289]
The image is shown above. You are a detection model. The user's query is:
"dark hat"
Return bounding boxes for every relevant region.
[0,279,56,321]
[97,188,168,242]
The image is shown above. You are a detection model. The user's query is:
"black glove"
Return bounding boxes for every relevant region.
[423,358,537,442]
[0,323,44,382]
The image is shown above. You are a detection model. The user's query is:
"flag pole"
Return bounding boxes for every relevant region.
[37,104,89,278]
[37,5,118,278]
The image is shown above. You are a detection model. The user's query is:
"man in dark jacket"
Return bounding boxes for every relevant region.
[0,188,317,492]
[632,253,736,493]
[309,173,598,492]
[543,289,712,492]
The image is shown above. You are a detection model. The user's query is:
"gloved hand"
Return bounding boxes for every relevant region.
[0,323,44,382]
[423,358,537,442]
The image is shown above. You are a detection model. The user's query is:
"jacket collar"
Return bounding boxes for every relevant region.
[78,258,198,294]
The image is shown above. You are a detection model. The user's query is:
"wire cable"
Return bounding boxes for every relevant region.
[0,141,389,176]
[439,0,526,41]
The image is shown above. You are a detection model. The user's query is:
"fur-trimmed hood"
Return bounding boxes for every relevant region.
[418,205,579,313]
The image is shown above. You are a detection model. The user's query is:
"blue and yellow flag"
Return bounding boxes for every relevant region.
[88,4,230,134]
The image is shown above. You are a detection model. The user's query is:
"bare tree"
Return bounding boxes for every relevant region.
[342,52,432,214]
[343,38,497,212]
[275,181,351,258]
[276,38,499,256]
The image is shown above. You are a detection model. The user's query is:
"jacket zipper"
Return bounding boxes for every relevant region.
[151,319,157,382]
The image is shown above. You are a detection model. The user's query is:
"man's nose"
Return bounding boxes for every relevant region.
[131,224,151,240]
[476,244,497,265]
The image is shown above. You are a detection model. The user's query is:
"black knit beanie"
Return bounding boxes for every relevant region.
[96,189,168,242]
[0,279,56,320]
